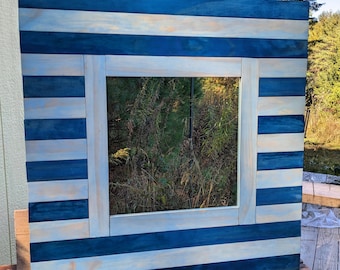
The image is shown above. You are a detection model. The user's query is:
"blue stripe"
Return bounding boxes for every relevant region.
[19,0,309,20]
[24,119,86,140]
[23,76,85,98]
[29,200,88,222]
[20,32,308,58]
[26,159,88,182]
[257,151,304,171]
[259,78,306,97]
[258,115,304,134]
[30,221,300,262]
[256,186,302,206]
[160,254,300,270]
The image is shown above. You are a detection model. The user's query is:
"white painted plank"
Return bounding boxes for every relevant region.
[257,168,303,189]
[24,98,85,119]
[28,179,88,203]
[258,96,305,116]
[303,181,340,199]
[259,59,307,78]
[30,237,300,270]
[238,58,258,225]
[21,54,84,76]
[85,55,110,237]
[20,8,308,40]
[256,203,302,224]
[30,219,89,243]
[110,207,238,236]
[106,56,242,77]
[257,133,304,153]
[26,139,87,162]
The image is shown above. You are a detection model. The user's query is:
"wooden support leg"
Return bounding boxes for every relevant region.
[14,210,30,270]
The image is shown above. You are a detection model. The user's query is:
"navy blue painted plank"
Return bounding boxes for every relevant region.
[30,220,300,262]
[23,76,85,98]
[259,78,306,97]
[258,115,304,134]
[20,32,308,58]
[29,199,88,222]
[257,151,304,171]
[160,254,300,270]
[24,119,86,140]
[256,186,302,206]
[19,0,309,20]
[26,159,88,182]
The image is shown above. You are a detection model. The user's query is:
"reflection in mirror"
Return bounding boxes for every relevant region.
[107,77,239,215]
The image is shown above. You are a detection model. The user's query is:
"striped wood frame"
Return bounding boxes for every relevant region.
[20,0,309,269]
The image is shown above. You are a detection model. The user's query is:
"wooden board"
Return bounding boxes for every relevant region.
[14,210,30,270]
[302,181,340,208]
[300,226,318,270]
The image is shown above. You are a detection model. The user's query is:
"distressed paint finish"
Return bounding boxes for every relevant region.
[18,0,309,269]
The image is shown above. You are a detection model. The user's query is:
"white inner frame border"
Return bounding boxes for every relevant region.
[85,55,258,237]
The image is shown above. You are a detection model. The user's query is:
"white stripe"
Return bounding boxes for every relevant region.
[24,98,85,119]
[257,169,303,189]
[30,219,89,243]
[20,8,308,40]
[110,207,238,236]
[26,139,87,162]
[258,96,305,116]
[259,59,307,78]
[30,237,300,270]
[257,134,304,153]
[28,179,88,203]
[21,54,84,76]
[256,203,302,224]
[106,56,242,77]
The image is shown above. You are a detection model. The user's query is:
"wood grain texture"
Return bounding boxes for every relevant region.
[256,168,303,189]
[23,76,85,98]
[26,159,88,182]
[259,59,307,78]
[20,8,308,40]
[300,226,318,270]
[302,181,340,208]
[21,54,84,76]
[18,0,309,20]
[257,151,304,171]
[30,219,89,243]
[24,98,85,119]
[25,139,87,162]
[85,55,110,237]
[20,31,308,58]
[259,78,306,97]
[28,179,88,203]
[110,207,238,236]
[14,210,30,270]
[31,221,300,262]
[256,203,302,223]
[258,115,304,134]
[106,56,242,77]
[29,200,88,222]
[24,119,86,140]
[256,186,302,206]
[29,237,301,269]
[238,58,258,225]
[258,96,305,116]
[257,133,304,153]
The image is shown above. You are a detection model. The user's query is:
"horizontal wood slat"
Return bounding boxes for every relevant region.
[28,179,88,203]
[258,115,304,134]
[256,203,302,224]
[20,8,308,40]
[259,59,307,78]
[20,31,308,58]
[24,98,85,119]
[18,0,309,20]
[30,221,300,262]
[30,219,89,243]
[257,151,304,171]
[23,76,85,98]
[256,186,302,206]
[256,169,303,189]
[29,237,301,269]
[302,181,340,208]
[257,134,304,153]
[258,97,305,116]
[259,78,306,97]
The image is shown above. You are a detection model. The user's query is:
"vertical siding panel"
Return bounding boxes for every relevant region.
[238,58,258,225]
[85,55,110,237]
